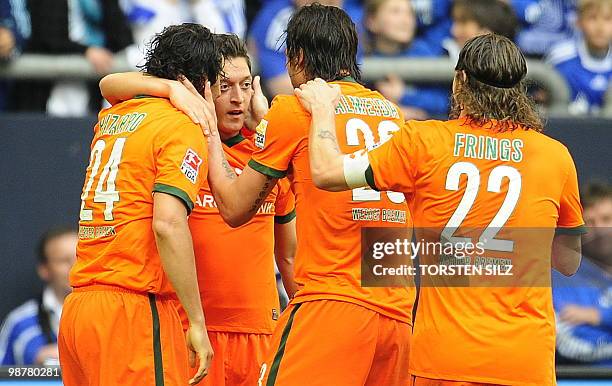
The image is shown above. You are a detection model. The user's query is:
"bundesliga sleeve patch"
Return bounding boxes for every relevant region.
[254,119,268,149]
[181,148,203,184]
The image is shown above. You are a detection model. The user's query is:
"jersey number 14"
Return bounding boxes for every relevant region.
[80,138,126,222]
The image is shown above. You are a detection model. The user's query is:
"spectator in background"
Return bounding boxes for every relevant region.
[553,182,612,366]
[0,0,28,111]
[411,0,452,55]
[513,0,576,58]
[365,0,448,119]
[547,0,611,115]
[0,227,77,366]
[0,0,26,59]
[121,0,246,67]
[249,0,362,96]
[9,0,132,115]
[443,0,518,62]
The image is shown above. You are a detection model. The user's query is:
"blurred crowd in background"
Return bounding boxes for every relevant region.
[0,0,610,117]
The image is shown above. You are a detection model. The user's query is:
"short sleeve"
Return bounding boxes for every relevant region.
[274,178,296,224]
[556,148,586,234]
[152,123,207,214]
[366,121,417,193]
[248,97,305,179]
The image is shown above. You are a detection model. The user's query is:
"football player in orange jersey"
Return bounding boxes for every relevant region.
[189,5,414,386]
[58,24,222,386]
[98,33,298,386]
[294,34,585,386]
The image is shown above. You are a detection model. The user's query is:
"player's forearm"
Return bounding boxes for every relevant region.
[206,136,244,226]
[153,217,205,326]
[308,105,349,191]
[274,222,298,299]
[207,136,273,227]
[100,72,175,105]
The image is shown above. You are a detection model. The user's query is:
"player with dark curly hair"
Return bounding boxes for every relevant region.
[58,23,221,386]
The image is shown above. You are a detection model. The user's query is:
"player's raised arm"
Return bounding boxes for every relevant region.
[100,72,212,130]
[294,79,362,192]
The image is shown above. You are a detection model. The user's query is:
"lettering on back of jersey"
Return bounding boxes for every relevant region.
[453,133,524,162]
[181,149,203,184]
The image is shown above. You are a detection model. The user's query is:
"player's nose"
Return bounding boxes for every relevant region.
[230,86,244,104]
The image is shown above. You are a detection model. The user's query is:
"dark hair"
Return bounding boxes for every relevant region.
[453,0,518,40]
[582,182,612,209]
[215,33,251,71]
[142,23,222,95]
[451,34,544,132]
[37,226,77,264]
[285,3,361,82]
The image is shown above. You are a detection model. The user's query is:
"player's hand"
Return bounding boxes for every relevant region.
[178,77,219,138]
[186,323,214,385]
[293,78,341,113]
[85,46,114,75]
[559,305,601,326]
[169,77,209,129]
[245,76,269,132]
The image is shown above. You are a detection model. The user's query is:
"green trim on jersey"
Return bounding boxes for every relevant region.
[153,183,194,214]
[266,303,302,385]
[148,294,165,386]
[555,225,588,235]
[275,209,296,224]
[248,159,287,179]
[222,133,246,148]
[365,165,379,191]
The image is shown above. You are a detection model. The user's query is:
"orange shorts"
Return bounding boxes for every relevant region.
[187,331,271,386]
[411,376,504,386]
[58,285,189,386]
[259,299,411,386]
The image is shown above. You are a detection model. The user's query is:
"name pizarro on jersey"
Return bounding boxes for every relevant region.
[98,112,147,136]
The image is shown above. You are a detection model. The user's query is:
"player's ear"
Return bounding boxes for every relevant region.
[296,49,306,70]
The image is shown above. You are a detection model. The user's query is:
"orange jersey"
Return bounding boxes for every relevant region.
[367,117,585,385]
[249,79,415,324]
[188,132,295,334]
[71,97,207,296]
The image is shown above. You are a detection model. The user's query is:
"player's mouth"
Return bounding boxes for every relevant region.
[227,109,244,118]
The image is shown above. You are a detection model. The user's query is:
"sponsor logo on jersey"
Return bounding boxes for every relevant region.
[181,149,203,183]
[255,119,268,149]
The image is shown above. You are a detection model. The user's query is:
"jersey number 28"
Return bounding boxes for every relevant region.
[345,118,405,204]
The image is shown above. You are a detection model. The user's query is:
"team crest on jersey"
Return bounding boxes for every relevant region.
[255,119,268,149]
[181,149,202,184]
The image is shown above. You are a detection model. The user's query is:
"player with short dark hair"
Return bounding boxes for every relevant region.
[196,4,415,385]
[296,33,585,386]
[58,23,221,386]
